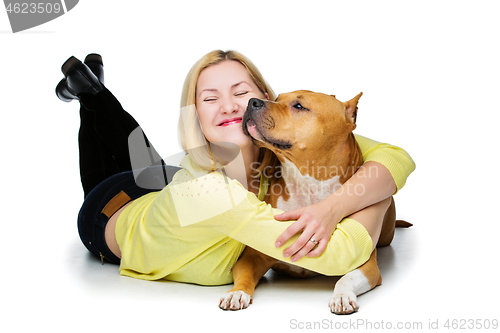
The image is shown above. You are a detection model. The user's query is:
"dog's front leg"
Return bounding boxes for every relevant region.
[219,247,277,310]
[329,249,382,314]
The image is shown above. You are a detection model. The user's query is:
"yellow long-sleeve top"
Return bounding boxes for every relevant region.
[115,135,415,285]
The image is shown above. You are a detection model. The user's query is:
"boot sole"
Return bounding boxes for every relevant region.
[61,56,82,77]
[84,53,103,66]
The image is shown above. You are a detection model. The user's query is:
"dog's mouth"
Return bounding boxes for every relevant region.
[244,118,292,150]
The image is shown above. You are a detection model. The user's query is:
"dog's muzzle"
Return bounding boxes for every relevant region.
[243,98,265,136]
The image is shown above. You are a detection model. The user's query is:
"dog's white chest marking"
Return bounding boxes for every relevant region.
[272,159,342,279]
[276,159,342,211]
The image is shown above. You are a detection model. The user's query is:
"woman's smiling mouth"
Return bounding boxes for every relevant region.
[218,117,243,126]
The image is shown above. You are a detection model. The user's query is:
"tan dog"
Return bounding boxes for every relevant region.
[218,90,410,314]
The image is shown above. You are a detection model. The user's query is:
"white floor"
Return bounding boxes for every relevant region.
[4,202,499,332]
[9,226,421,332]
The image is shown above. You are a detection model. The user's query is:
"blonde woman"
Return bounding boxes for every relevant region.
[56,50,415,286]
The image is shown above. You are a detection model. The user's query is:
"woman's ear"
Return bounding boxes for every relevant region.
[265,92,270,100]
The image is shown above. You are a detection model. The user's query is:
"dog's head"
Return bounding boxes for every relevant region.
[243,90,362,165]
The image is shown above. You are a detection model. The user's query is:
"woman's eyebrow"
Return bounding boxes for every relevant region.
[200,88,218,93]
[199,81,251,94]
[232,81,250,89]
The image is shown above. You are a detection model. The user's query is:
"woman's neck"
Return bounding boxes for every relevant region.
[222,144,260,194]
[242,144,260,195]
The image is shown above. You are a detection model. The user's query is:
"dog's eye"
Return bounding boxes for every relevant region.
[293,103,309,111]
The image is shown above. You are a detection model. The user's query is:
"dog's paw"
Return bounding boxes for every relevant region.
[219,291,252,310]
[329,291,359,315]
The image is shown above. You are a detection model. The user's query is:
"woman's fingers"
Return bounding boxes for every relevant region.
[282,227,314,258]
[282,221,327,261]
[275,205,333,261]
[289,235,320,262]
[274,208,302,221]
[306,236,328,257]
[274,209,305,247]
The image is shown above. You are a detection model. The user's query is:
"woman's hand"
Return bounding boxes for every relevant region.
[274,198,345,262]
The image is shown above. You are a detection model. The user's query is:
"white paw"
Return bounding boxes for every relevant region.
[329,291,359,315]
[219,291,252,310]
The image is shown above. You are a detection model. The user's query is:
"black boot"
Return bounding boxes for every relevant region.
[56,56,103,102]
[84,53,104,84]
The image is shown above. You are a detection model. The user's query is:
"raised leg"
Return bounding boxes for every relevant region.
[57,55,164,197]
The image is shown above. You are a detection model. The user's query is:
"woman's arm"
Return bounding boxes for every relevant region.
[168,168,373,276]
[274,135,416,261]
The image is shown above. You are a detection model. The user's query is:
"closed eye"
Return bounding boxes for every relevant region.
[293,103,309,111]
[235,91,249,97]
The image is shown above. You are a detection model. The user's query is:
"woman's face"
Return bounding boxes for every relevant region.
[196,60,268,149]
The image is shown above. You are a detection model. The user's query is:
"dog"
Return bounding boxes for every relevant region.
[218,90,410,314]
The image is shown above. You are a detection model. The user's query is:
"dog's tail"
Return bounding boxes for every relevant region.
[396,220,413,228]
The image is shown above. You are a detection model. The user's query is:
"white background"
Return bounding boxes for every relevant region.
[1,1,499,332]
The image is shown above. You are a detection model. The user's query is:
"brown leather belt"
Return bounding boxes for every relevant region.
[101,190,132,218]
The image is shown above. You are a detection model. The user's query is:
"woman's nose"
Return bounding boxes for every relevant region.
[221,97,238,114]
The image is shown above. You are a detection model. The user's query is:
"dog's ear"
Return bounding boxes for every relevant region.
[343,92,363,125]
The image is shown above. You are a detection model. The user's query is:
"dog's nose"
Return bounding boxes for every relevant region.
[248,98,265,112]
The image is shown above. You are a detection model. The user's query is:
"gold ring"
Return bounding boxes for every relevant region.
[309,239,319,245]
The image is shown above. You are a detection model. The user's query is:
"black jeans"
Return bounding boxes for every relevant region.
[76,87,180,263]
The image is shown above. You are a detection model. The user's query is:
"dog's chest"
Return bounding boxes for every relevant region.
[276,159,342,211]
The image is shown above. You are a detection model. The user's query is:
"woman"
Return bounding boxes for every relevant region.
[56,50,415,285]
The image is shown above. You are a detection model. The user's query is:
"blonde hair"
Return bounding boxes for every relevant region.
[178,50,279,176]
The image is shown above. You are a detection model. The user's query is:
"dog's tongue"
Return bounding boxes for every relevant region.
[246,119,256,130]
[245,120,263,141]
